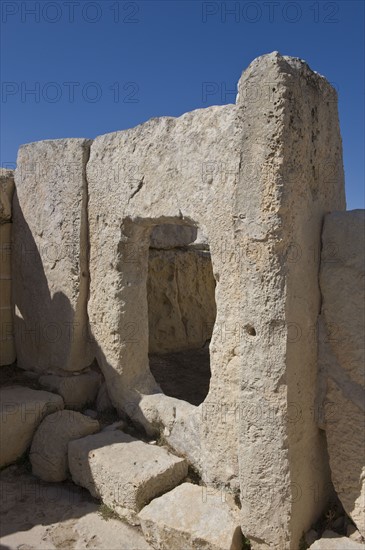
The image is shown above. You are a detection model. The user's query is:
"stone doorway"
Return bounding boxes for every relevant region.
[146,223,216,406]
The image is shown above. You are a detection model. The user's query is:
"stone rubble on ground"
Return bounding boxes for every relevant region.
[308,530,365,549]
[30,409,100,482]
[0,386,64,467]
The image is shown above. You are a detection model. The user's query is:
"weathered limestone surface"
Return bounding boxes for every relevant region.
[13,139,93,373]
[30,410,99,482]
[139,482,243,550]
[0,386,64,467]
[318,210,365,536]
[68,430,188,524]
[0,169,15,223]
[0,169,16,366]
[150,224,197,249]
[38,371,101,410]
[86,52,345,549]
[147,248,216,353]
[308,530,365,549]
[0,223,15,366]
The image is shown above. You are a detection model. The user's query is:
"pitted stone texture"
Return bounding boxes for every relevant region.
[30,410,99,482]
[150,224,197,249]
[319,210,365,536]
[308,530,365,549]
[87,52,345,549]
[147,248,216,353]
[0,223,15,366]
[138,482,243,550]
[13,138,93,373]
[68,430,188,524]
[0,386,64,467]
[39,371,101,410]
[0,169,15,223]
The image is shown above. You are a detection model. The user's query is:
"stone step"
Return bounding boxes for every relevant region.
[308,530,365,549]
[138,482,243,550]
[68,430,188,525]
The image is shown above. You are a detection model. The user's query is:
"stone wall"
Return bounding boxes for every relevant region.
[147,246,216,354]
[318,210,365,538]
[0,169,16,366]
[9,53,360,550]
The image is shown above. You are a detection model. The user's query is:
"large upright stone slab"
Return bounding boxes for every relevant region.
[0,169,15,223]
[68,430,188,524]
[147,248,216,353]
[319,210,365,536]
[87,52,345,549]
[13,139,93,373]
[0,170,16,366]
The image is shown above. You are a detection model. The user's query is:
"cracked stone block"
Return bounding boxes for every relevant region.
[138,482,243,550]
[68,430,188,524]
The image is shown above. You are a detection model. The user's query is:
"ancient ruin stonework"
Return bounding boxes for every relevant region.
[0,169,16,366]
[8,52,360,550]
[13,139,93,373]
[319,211,365,537]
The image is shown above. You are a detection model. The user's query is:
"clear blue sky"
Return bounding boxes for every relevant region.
[1,0,364,209]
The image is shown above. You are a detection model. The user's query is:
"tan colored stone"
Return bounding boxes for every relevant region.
[68,430,188,524]
[30,410,99,482]
[308,530,365,549]
[86,52,345,549]
[13,139,93,373]
[319,210,365,536]
[0,169,15,223]
[0,386,64,467]
[38,371,101,410]
[147,248,216,353]
[150,224,197,249]
[138,482,243,550]
[0,223,12,279]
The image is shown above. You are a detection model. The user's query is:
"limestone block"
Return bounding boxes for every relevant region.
[0,223,12,279]
[85,52,346,549]
[138,482,243,550]
[0,386,64,467]
[68,430,188,524]
[149,224,197,249]
[12,139,93,373]
[308,530,365,549]
[0,169,15,223]
[38,371,101,410]
[30,410,99,481]
[96,382,113,412]
[147,249,216,353]
[319,210,365,536]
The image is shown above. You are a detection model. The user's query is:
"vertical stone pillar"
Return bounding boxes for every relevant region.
[0,169,16,366]
[235,53,346,548]
[12,139,93,373]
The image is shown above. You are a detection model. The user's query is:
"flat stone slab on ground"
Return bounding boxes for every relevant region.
[0,386,64,467]
[309,530,365,549]
[138,482,243,550]
[68,430,188,524]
